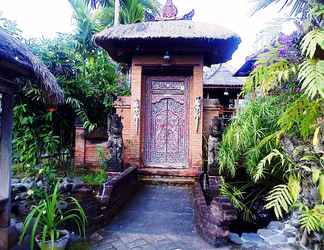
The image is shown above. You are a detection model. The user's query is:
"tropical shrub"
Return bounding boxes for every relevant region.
[218,0,324,243]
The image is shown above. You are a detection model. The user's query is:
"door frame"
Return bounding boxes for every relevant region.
[143,76,189,168]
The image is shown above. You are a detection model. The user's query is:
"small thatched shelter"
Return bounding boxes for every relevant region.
[94,20,240,66]
[0,28,63,249]
[0,29,64,103]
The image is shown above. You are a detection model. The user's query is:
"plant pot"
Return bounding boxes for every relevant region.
[36,230,70,250]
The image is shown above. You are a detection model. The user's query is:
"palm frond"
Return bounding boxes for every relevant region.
[265,184,294,218]
[120,0,144,24]
[298,59,324,99]
[301,28,324,58]
[299,205,324,233]
[251,0,311,17]
[219,178,255,222]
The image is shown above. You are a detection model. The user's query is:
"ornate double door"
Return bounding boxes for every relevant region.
[144,77,188,168]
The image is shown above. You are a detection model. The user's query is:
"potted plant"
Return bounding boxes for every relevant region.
[19,182,87,250]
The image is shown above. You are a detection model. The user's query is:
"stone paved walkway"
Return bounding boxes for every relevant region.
[91,185,229,250]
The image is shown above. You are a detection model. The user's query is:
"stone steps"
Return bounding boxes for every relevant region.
[139,175,196,185]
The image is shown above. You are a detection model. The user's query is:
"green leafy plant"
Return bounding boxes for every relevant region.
[96,145,108,169]
[81,169,107,186]
[19,182,87,250]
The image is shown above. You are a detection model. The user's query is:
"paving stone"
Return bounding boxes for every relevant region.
[127,239,148,248]
[111,241,128,250]
[228,232,243,245]
[257,228,280,239]
[266,234,288,245]
[241,232,265,244]
[267,221,285,231]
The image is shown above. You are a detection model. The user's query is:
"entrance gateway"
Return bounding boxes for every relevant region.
[94,0,240,178]
[144,77,189,168]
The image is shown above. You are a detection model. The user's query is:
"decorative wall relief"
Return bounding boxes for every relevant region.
[133,100,140,134]
[194,96,202,133]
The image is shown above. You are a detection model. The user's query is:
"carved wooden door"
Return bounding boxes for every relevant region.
[144,77,188,168]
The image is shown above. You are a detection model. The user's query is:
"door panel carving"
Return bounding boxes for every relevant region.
[144,78,188,168]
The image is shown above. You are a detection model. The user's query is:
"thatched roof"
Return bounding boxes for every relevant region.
[204,64,242,87]
[234,54,258,77]
[94,20,241,65]
[0,29,64,104]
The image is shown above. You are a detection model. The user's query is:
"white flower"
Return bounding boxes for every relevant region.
[27,189,34,196]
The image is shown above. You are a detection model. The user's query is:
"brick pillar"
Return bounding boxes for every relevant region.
[129,64,143,166]
[74,125,86,167]
[190,63,204,169]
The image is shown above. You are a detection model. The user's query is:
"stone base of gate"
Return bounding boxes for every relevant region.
[138,167,199,185]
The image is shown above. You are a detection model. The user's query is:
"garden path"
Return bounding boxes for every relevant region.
[90,185,229,250]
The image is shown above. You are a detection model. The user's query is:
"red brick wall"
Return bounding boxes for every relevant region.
[74,55,225,176]
[74,127,109,169]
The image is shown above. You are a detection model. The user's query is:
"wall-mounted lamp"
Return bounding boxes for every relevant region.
[163,51,171,63]
[224,89,229,96]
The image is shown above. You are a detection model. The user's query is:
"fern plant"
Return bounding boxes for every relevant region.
[299,205,324,233]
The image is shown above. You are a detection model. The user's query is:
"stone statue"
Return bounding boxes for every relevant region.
[314,117,324,155]
[107,113,124,172]
[207,115,225,170]
[202,115,224,191]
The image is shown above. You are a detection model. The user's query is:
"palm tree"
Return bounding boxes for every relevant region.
[251,0,313,18]
[120,0,145,24]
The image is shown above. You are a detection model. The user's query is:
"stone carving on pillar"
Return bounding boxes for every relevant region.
[133,100,140,134]
[194,96,202,133]
[107,113,124,172]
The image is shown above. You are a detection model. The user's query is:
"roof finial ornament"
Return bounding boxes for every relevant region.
[162,0,178,20]
[144,0,195,22]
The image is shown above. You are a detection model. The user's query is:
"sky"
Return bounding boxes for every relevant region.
[0,0,291,69]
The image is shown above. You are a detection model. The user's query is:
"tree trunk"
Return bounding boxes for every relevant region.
[114,0,120,26]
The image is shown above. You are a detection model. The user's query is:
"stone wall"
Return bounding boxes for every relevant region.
[8,167,140,249]
[193,176,237,246]
[73,166,140,233]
